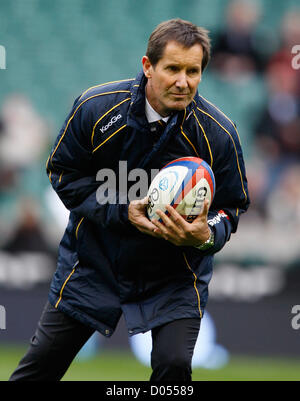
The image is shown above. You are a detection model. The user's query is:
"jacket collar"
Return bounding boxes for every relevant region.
[127,70,148,130]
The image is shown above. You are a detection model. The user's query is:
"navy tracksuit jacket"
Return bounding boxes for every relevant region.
[46,70,250,337]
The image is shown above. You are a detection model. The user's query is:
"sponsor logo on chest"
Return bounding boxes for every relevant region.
[99,114,122,134]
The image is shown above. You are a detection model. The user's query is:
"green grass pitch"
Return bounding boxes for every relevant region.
[1,344,300,381]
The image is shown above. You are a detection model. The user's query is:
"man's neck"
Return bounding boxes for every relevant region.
[145,97,170,123]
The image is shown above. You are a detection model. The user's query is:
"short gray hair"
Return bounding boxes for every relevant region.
[146,18,211,72]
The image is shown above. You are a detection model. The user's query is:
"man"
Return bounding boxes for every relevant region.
[10,18,249,381]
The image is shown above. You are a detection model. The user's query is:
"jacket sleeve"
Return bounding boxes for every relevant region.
[199,125,250,255]
[46,96,129,228]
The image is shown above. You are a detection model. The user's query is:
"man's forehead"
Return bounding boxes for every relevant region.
[160,41,203,64]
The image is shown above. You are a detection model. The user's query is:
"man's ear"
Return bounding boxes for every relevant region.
[142,56,152,79]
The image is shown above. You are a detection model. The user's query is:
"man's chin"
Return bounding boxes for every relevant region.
[159,97,193,115]
[167,100,191,112]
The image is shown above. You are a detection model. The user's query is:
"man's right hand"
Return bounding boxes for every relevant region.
[128,197,162,238]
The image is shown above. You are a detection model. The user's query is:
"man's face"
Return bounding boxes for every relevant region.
[143,41,203,117]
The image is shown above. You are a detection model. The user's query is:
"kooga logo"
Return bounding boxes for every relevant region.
[100,114,122,134]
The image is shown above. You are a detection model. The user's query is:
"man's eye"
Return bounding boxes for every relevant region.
[188,68,200,75]
[167,66,179,72]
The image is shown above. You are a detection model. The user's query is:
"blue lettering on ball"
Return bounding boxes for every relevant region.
[159,177,168,191]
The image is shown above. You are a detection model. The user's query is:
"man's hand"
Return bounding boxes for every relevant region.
[152,200,211,247]
[128,197,161,238]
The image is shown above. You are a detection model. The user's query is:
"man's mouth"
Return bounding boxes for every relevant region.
[170,93,189,97]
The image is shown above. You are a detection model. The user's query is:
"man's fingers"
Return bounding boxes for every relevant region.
[136,217,162,237]
[131,196,149,209]
[155,208,184,233]
[165,200,210,226]
[165,205,188,228]
[152,218,166,235]
[202,199,210,216]
[134,198,211,242]
[189,199,210,224]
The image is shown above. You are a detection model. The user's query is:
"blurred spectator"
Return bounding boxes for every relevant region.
[269,10,300,74]
[0,92,51,200]
[255,62,300,161]
[2,197,56,258]
[267,164,300,227]
[211,0,264,80]
[0,94,49,172]
[253,11,300,214]
[0,167,18,192]
[0,94,54,257]
[0,115,19,192]
[242,156,268,218]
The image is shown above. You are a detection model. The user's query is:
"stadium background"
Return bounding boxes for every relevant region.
[0,0,300,380]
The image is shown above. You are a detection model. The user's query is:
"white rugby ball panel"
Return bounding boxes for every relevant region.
[147,157,215,222]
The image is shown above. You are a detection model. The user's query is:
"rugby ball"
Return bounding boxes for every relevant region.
[147,157,215,222]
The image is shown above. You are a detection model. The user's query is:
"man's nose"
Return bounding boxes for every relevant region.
[175,73,188,89]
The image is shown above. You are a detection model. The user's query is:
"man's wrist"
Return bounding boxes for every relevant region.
[194,226,214,250]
